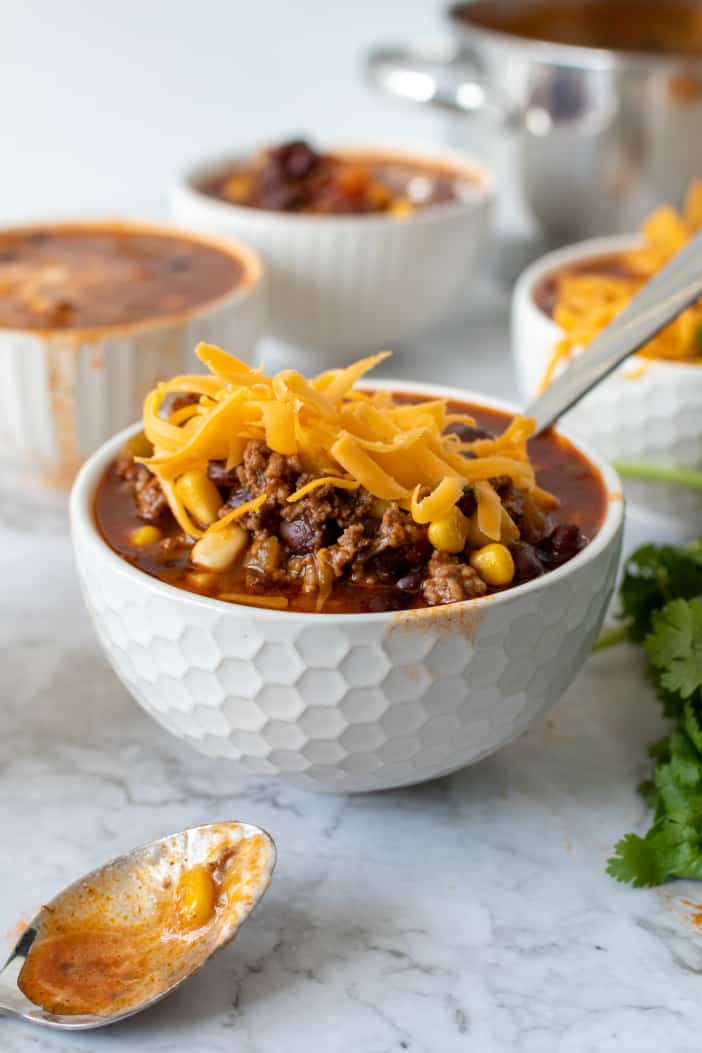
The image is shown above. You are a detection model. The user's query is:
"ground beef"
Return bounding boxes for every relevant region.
[158,533,192,556]
[278,482,375,528]
[117,435,584,609]
[287,553,320,593]
[421,552,488,607]
[378,505,414,548]
[115,451,140,481]
[327,524,368,577]
[134,467,168,521]
[236,440,302,503]
[243,536,286,591]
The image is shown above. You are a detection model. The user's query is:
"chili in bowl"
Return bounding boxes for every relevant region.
[512,186,702,523]
[0,220,263,487]
[70,346,623,793]
[171,139,493,364]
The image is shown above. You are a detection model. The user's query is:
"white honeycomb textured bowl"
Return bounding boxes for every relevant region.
[0,220,263,488]
[171,143,493,365]
[513,235,702,524]
[70,381,623,793]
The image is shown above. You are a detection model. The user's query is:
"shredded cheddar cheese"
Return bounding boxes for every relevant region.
[541,181,702,392]
[137,344,548,545]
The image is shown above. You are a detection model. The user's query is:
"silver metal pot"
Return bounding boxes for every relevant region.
[367,2,702,243]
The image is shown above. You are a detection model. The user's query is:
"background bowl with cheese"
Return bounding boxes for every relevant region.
[512,234,702,523]
[0,220,263,487]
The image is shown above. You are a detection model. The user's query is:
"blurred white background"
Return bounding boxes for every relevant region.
[1,1,452,221]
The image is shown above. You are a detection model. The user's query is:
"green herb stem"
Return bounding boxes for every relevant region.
[593,625,630,651]
[615,462,702,491]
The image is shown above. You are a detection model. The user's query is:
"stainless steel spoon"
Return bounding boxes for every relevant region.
[0,822,276,1031]
[526,226,702,432]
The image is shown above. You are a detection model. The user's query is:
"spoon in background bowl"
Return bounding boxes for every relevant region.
[0,822,276,1031]
[525,226,702,432]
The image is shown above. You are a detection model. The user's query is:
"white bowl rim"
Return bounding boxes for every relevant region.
[513,232,702,376]
[173,140,495,229]
[0,217,264,342]
[70,378,624,624]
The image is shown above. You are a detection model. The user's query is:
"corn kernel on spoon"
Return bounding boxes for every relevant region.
[0,822,276,1031]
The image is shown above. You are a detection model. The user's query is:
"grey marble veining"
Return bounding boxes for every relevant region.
[2,309,701,1053]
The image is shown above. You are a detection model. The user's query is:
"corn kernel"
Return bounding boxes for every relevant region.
[428,507,469,554]
[191,523,248,571]
[389,198,414,218]
[175,865,217,929]
[223,174,253,202]
[122,431,153,460]
[185,571,219,592]
[130,525,162,547]
[175,470,222,528]
[367,183,392,209]
[470,543,515,587]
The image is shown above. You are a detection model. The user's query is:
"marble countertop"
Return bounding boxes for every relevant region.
[1,274,700,1053]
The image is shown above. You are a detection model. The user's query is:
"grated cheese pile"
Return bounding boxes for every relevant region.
[541,181,702,391]
[138,344,549,544]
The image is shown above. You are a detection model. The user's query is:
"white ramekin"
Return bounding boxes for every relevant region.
[0,220,264,488]
[70,379,623,794]
[170,144,494,364]
[513,235,702,522]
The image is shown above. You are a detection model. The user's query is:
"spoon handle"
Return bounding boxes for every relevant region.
[525,226,702,433]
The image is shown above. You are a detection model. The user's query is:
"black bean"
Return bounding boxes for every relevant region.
[510,542,544,583]
[457,485,477,518]
[396,570,424,593]
[536,524,586,567]
[277,140,319,180]
[406,535,431,566]
[279,515,335,554]
[208,460,241,489]
[444,422,495,443]
[368,549,410,585]
[224,486,254,510]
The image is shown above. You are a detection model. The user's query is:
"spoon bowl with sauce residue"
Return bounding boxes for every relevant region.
[0,822,276,1031]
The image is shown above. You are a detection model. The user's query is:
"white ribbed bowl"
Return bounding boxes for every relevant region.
[70,380,623,794]
[0,220,264,488]
[513,235,702,523]
[171,144,493,365]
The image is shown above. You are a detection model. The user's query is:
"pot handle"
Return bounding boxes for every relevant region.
[365,43,508,125]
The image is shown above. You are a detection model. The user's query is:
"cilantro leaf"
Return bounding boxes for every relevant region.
[620,543,702,642]
[608,819,702,887]
[603,540,702,887]
[645,598,702,700]
[607,832,664,887]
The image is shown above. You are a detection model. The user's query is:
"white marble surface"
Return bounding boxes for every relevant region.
[2,2,702,1049]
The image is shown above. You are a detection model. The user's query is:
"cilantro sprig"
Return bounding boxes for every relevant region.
[600,540,702,886]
